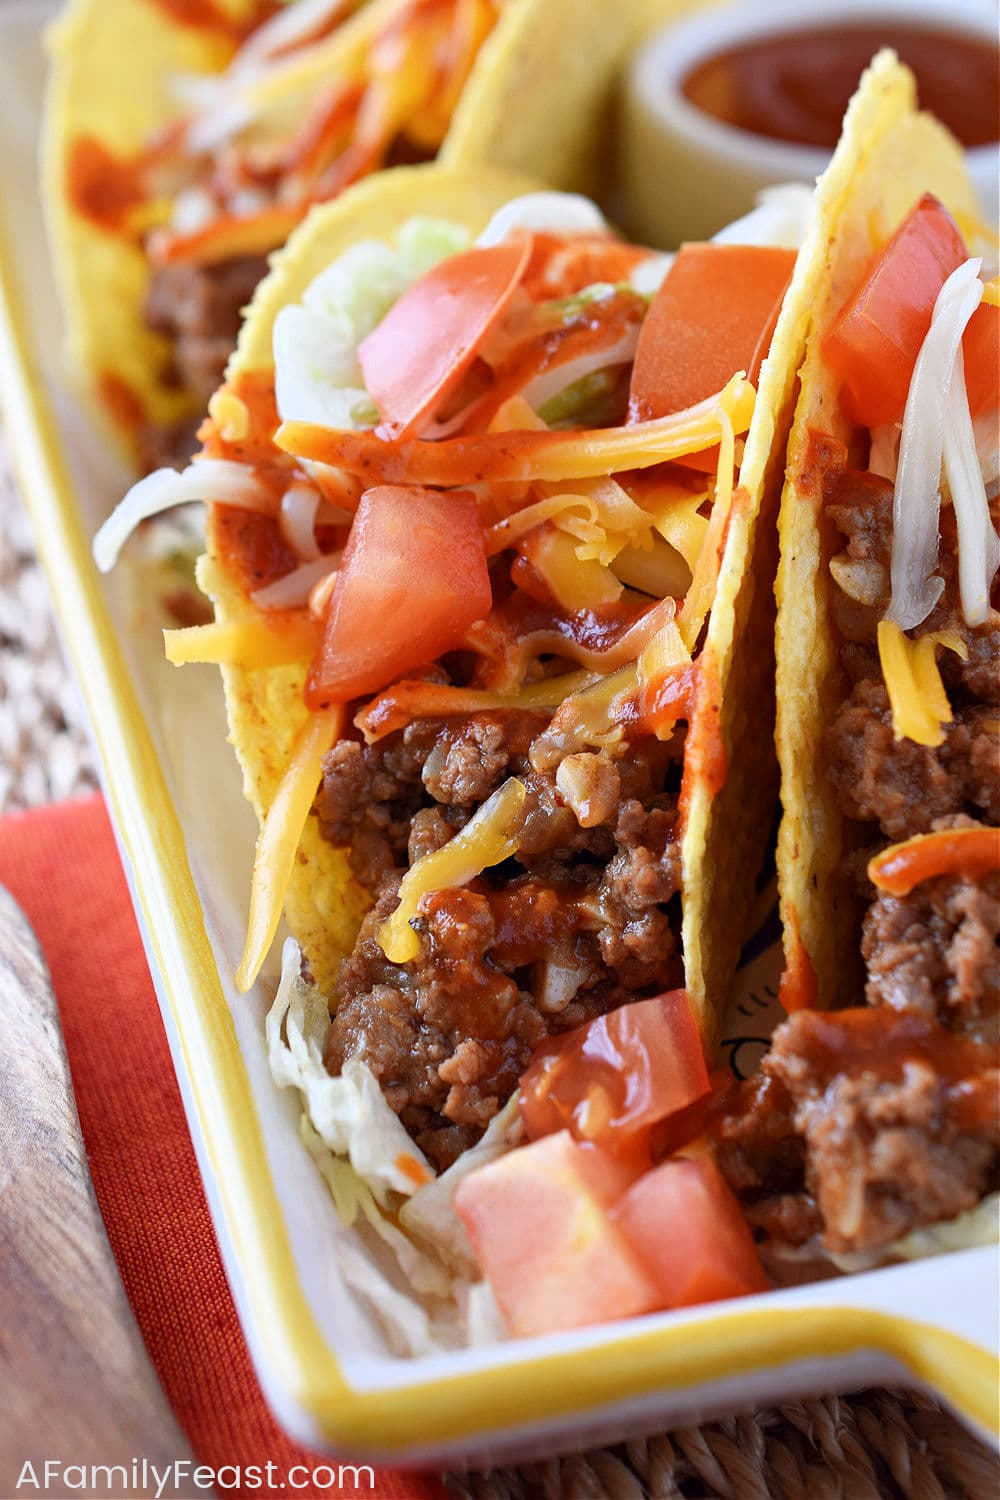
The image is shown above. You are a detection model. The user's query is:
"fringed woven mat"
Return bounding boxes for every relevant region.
[2,439,997,1499]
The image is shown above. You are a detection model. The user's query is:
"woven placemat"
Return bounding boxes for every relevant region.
[1,439,997,1499]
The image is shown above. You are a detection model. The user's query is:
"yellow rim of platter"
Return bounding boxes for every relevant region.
[0,209,997,1454]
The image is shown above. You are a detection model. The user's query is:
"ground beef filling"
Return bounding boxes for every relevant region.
[318,712,683,1169]
[138,255,268,470]
[716,1008,1000,1255]
[315,711,545,891]
[825,681,1000,841]
[728,445,1000,1257]
[862,870,1000,1045]
[822,459,1000,1038]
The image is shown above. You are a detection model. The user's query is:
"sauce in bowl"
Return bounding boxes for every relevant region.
[682,24,999,151]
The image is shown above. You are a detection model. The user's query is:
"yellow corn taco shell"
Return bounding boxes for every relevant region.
[189,157,833,1057]
[199,164,542,998]
[43,0,687,464]
[773,51,980,1011]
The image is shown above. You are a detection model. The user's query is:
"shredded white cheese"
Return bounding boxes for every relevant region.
[92,459,272,573]
[888,258,984,631]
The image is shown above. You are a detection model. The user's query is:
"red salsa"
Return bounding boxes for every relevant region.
[682,24,999,151]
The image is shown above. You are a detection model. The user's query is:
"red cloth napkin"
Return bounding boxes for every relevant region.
[0,794,449,1500]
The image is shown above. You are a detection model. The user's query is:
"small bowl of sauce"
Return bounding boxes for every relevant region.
[619,0,999,247]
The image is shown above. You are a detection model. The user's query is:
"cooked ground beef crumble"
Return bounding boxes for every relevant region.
[716,1008,999,1254]
[138,256,269,471]
[319,714,684,1168]
[717,444,1000,1257]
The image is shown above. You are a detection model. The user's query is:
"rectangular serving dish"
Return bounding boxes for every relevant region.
[2,0,997,1465]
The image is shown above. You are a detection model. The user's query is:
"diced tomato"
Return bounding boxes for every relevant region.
[358,240,530,439]
[963,300,1000,417]
[612,1158,769,1309]
[453,1131,659,1338]
[304,485,490,707]
[519,992,709,1155]
[821,194,972,427]
[629,243,795,423]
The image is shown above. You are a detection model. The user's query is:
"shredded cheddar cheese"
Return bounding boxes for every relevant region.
[236,707,342,991]
[564,478,654,565]
[869,826,1000,895]
[379,777,527,964]
[275,377,756,484]
[207,388,250,443]
[877,620,969,748]
[354,671,594,743]
[485,493,599,555]
[677,402,735,650]
[637,618,690,693]
[521,525,623,611]
[164,616,318,669]
[528,666,636,770]
[642,487,711,575]
[488,395,548,432]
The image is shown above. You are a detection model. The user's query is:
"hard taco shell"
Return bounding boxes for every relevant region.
[195,157,831,1052]
[773,51,980,1012]
[43,0,684,460]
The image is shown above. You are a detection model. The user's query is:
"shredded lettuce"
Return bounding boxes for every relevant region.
[301,240,411,338]
[265,939,513,1353]
[828,1193,1000,1273]
[400,1097,523,1273]
[274,219,471,425]
[396,215,472,278]
[537,368,625,428]
[630,254,673,298]
[273,308,369,427]
[298,1119,450,1301]
[266,938,434,1204]
[553,281,619,321]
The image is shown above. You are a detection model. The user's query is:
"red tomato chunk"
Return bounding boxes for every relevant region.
[629,242,795,422]
[628,242,794,472]
[455,1135,769,1338]
[518,991,709,1155]
[821,193,991,427]
[359,240,530,439]
[963,300,999,417]
[453,1131,659,1338]
[612,1158,770,1309]
[305,485,490,707]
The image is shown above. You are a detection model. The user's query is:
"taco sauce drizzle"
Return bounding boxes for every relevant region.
[66,137,151,237]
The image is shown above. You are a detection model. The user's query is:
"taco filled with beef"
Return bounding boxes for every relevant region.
[92,56,1000,1346]
[96,152,830,1340]
[723,51,1000,1277]
[43,0,673,473]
